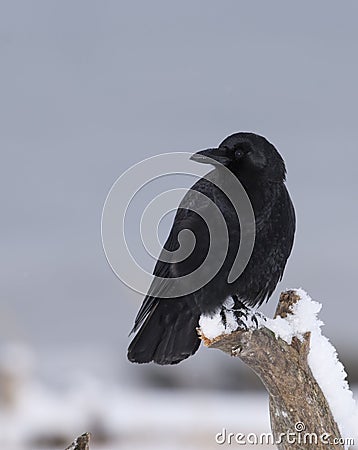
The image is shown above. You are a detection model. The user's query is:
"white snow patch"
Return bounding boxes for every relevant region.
[198,300,237,340]
[266,288,358,444]
[265,288,323,344]
[0,378,271,449]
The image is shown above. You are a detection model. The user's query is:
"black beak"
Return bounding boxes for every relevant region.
[190,148,231,166]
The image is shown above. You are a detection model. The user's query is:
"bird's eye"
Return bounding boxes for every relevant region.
[235,149,243,159]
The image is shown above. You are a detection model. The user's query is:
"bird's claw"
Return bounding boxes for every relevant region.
[220,305,249,331]
[220,308,227,328]
[221,297,265,332]
[251,314,259,328]
[233,312,248,331]
[228,308,248,320]
[250,311,265,328]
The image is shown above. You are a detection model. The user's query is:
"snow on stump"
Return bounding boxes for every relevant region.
[198,289,357,450]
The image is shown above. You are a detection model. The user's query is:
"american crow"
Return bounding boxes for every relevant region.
[128,132,295,364]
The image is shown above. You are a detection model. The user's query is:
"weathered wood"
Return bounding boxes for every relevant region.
[199,290,343,450]
[65,433,91,450]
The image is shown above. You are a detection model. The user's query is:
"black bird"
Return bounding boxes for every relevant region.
[128,132,295,364]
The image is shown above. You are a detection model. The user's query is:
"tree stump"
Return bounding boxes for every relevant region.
[65,433,91,450]
[199,290,344,450]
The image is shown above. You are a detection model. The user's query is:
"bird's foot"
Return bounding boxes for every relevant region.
[231,295,250,313]
[231,307,249,330]
[221,304,248,332]
[220,308,227,328]
[199,302,264,343]
[219,305,247,332]
[222,296,265,331]
[250,311,265,328]
[220,306,252,331]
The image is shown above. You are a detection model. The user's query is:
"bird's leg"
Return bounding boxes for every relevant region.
[230,295,264,329]
[231,295,249,330]
[231,295,249,317]
[220,308,227,328]
[219,304,247,331]
[219,295,248,330]
[220,295,265,331]
[251,314,259,328]
[251,311,266,329]
[234,314,248,330]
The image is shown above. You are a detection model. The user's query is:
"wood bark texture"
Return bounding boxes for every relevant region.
[65,433,91,450]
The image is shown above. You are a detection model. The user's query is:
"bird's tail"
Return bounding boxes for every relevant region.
[127,299,201,365]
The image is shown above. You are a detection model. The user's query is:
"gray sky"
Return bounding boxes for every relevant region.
[1,1,357,385]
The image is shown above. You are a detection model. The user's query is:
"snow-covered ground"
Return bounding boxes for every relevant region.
[0,376,357,450]
[0,379,271,450]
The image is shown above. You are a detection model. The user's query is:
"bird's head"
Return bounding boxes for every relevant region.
[190,132,286,182]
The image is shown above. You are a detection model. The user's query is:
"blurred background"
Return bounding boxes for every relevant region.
[1,1,357,448]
